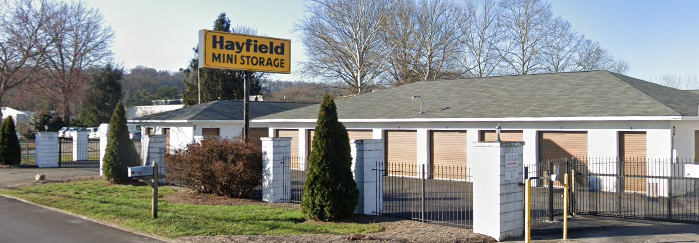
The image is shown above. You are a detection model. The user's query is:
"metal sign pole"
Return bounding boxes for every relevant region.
[243,71,251,143]
[152,161,158,219]
[197,68,201,104]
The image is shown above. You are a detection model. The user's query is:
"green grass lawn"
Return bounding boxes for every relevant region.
[0,180,383,238]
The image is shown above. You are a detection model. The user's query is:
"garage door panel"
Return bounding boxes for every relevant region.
[308,130,373,153]
[277,129,300,170]
[620,132,646,193]
[481,130,523,142]
[249,128,268,148]
[539,132,588,162]
[431,131,467,180]
[387,130,417,177]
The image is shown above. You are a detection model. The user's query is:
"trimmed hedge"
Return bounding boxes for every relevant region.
[165,137,262,198]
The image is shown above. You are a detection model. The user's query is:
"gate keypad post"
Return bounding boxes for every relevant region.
[471,141,525,241]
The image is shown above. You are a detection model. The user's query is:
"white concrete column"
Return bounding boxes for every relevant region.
[262,137,291,203]
[351,139,384,215]
[72,131,88,161]
[99,133,108,176]
[298,128,308,171]
[35,132,59,168]
[417,129,430,177]
[471,142,524,241]
[142,135,167,175]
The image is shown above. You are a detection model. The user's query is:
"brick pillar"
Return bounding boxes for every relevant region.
[73,131,88,161]
[35,132,59,168]
[471,142,525,241]
[99,133,108,176]
[142,135,167,175]
[351,139,384,215]
[262,137,291,203]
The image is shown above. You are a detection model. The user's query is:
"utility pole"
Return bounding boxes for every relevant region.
[243,71,251,143]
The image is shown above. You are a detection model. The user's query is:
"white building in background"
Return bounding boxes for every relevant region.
[1,107,35,125]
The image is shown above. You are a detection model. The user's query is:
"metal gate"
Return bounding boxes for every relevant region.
[572,157,699,223]
[525,159,567,229]
[381,163,473,229]
[58,137,100,168]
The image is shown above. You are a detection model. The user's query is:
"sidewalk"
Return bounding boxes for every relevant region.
[509,215,699,243]
[0,167,99,188]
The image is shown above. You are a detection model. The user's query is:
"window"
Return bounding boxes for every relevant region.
[202,128,220,138]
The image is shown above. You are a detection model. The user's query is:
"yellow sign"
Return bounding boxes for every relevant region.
[198,30,291,73]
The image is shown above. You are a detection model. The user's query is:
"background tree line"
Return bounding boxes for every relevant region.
[297,0,630,95]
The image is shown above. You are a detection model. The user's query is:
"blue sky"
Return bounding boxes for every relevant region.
[85,0,698,83]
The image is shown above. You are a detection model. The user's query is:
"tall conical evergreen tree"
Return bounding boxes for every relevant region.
[302,94,359,221]
[0,116,21,165]
[102,102,141,183]
[79,64,124,126]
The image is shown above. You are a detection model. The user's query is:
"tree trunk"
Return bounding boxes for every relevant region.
[63,100,71,125]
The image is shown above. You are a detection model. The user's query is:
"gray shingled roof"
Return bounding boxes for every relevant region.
[257,71,699,120]
[132,100,314,121]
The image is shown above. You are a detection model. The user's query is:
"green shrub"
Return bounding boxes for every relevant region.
[0,116,21,165]
[165,137,262,198]
[302,94,359,221]
[102,102,141,184]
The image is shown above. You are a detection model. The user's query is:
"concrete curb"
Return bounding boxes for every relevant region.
[0,194,173,243]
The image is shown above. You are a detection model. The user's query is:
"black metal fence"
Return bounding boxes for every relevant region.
[58,137,100,168]
[20,138,35,165]
[282,157,308,203]
[525,159,567,229]
[381,162,473,229]
[572,157,699,223]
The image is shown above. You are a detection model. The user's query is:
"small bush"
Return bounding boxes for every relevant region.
[166,137,262,198]
[0,116,21,165]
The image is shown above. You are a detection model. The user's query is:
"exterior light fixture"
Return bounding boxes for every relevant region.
[672,126,676,136]
[495,124,502,142]
[412,95,424,114]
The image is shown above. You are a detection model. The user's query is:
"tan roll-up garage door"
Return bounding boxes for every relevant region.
[431,131,468,180]
[538,131,588,162]
[620,132,647,193]
[308,130,374,153]
[276,129,299,158]
[695,131,699,160]
[386,130,417,176]
[480,130,523,142]
[249,128,268,147]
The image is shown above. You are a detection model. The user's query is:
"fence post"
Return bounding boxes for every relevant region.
[548,159,554,222]
[668,176,673,220]
[73,131,88,161]
[472,141,525,241]
[617,157,623,216]
[421,163,426,223]
[350,139,384,215]
[261,137,291,203]
[35,132,59,168]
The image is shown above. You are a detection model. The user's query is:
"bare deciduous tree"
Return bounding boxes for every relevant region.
[541,17,582,73]
[37,0,114,124]
[411,0,463,81]
[0,0,60,117]
[650,74,699,90]
[498,0,553,75]
[459,0,503,77]
[296,0,392,95]
[574,39,629,74]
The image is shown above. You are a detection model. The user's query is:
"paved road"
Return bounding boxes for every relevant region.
[0,196,166,243]
[0,168,168,243]
[0,168,99,187]
[509,215,699,243]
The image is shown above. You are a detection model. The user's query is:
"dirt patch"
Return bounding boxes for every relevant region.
[166,187,496,243]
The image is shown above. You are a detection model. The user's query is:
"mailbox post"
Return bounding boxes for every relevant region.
[128,162,159,218]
